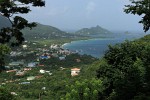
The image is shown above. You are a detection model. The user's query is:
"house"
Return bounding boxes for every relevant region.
[5,66,10,69]
[71,68,81,76]
[6,69,17,73]
[59,56,66,60]
[24,68,32,71]
[19,82,30,84]
[42,87,46,90]
[45,71,50,73]
[49,73,52,75]
[9,61,24,68]
[6,80,14,83]
[22,45,28,49]
[11,92,18,96]
[51,53,58,57]
[10,52,22,56]
[39,69,45,74]
[50,44,59,49]
[40,56,48,59]
[15,70,25,76]
[27,62,36,67]
[76,59,81,62]
[27,76,35,81]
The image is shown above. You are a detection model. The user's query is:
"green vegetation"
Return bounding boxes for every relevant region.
[96,34,150,100]
[75,25,112,36]
[61,78,103,100]
[124,0,150,32]
[0,34,149,100]
[22,23,81,41]
[1,0,150,100]
[0,59,97,100]
[0,87,15,100]
[0,0,45,73]
[0,44,10,71]
[40,53,97,69]
[35,37,92,48]
[0,0,45,46]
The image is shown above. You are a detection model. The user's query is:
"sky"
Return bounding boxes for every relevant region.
[22,0,144,32]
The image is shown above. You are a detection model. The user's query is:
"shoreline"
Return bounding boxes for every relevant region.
[61,37,114,58]
[61,37,116,48]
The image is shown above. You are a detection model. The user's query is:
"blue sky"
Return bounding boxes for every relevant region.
[22,0,144,32]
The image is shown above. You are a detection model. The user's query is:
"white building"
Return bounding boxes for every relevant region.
[39,69,46,74]
[22,45,28,49]
[27,76,35,81]
[71,68,80,76]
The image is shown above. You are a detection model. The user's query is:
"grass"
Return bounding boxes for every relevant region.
[34,37,92,46]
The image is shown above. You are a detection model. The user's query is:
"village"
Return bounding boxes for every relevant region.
[0,41,97,96]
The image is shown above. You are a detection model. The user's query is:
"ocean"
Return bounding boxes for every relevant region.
[62,33,146,58]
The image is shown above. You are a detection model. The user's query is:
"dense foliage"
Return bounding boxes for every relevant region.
[0,52,98,99]
[75,25,112,36]
[0,0,150,100]
[0,44,10,71]
[97,34,150,100]
[124,0,150,32]
[0,35,149,100]
[61,78,103,100]
[40,53,97,69]
[0,0,45,72]
[22,23,80,41]
[0,87,15,100]
[0,0,45,46]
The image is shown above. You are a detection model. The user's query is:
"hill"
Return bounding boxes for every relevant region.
[0,18,86,42]
[0,15,11,29]
[22,23,78,40]
[75,25,112,36]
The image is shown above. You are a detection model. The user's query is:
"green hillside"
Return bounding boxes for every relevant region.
[0,34,150,100]
[22,23,78,40]
[75,25,112,36]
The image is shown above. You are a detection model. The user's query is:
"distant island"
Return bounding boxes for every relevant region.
[75,25,113,36]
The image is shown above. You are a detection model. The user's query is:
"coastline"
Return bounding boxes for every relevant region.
[61,37,118,58]
[60,34,142,58]
[61,37,115,48]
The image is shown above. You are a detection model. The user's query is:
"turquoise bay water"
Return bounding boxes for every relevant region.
[62,33,146,58]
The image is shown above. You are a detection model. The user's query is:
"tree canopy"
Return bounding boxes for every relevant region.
[0,44,10,71]
[0,0,45,46]
[0,87,15,100]
[96,36,150,100]
[124,0,150,32]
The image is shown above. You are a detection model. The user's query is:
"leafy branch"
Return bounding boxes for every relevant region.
[0,0,45,46]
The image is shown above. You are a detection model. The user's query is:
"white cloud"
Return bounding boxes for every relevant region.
[86,1,96,18]
[28,5,69,17]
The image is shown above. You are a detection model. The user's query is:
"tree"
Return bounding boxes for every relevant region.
[0,87,15,100]
[61,78,104,100]
[124,0,150,32]
[0,44,10,71]
[0,0,45,70]
[96,38,150,100]
[0,0,45,46]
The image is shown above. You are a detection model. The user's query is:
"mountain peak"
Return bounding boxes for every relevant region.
[75,25,112,35]
[96,25,100,28]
